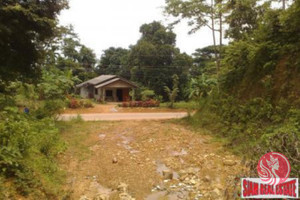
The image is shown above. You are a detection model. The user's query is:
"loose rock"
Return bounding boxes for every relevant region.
[117,183,128,192]
[162,170,173,180]
[203,175,211,183]
[79,195,90,200]
[223,159,236,166]
[112,157,118,164]
[93,193,109,200]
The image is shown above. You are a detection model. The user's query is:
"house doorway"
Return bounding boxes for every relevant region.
[105,90,113,101]
[88,86,94,98]
[117,89,123,102]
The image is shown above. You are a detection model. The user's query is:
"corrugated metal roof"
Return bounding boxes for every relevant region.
[95,77,138,89]
[94,78,120,88]
[76,75,117,88]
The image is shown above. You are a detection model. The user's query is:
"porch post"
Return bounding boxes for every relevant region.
[113,88,117,102]
[102,88,105,102]
[131,88,135,101]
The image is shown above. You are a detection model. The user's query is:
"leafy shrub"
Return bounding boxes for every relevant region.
[141,89,156,101]
[81,99,94,108]
[68,98,94,109]
[0,106,65,197]
[120,100,160,108]
[68,98,80,109]
[38,68,77,100]
[187,74,217,100]
[164,74,179,108]
[161,101,199,110]
[35,99,66,119]
[188,95,300,178]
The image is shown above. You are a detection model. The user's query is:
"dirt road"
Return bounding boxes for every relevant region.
[59,112,189,121]
[59,120,248,200]
[63,104,187,115]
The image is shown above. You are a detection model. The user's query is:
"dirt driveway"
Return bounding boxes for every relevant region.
[63,104,187,114]
[59,120,248,200]
[60,104,190,121]
[59,112,189,121]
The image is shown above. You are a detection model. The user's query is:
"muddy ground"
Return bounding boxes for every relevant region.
[59,120,248,200]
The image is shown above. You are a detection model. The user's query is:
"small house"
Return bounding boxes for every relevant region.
[76,75,137,102]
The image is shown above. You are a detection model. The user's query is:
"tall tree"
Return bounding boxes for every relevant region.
[191,45,222,77]
[0,0,68,89]
[128,21,192,99]
[56,26,97,81]
[225,0,267,40]
[165,0,225,91]
[96,47,130,79]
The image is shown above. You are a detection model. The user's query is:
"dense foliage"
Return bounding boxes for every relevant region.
[0,106,65,198]
[0,66,75,198]
[184,0,300,179]
[97,21,193,101]
[1,0,300,197]
[55,26,98,82]
[0,1,80,198]
[0,0,68,90]
[96,47,130,79]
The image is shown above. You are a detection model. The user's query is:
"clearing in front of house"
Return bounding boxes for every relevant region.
[59,120,248,200]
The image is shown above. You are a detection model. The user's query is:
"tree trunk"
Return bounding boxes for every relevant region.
[211,0,220,93]
[219,5,223,62]
[211,0,217,66]
[282,0,286,10]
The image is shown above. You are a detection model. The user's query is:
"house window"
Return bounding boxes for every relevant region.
[95,88,98,95]
[106,90,113,97]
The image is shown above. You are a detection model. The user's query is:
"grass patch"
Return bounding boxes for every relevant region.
[57,120,107,161]
[160,101,199,110]
[184,97,300,178]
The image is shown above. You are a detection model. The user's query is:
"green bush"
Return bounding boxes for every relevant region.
[81,99,94,108]
[120,100,160,107]
[141,89,156,101]
[188,95,300,178]
[161,101,199,110]
[0,106,66,198]
[67,98,94,109]
[35,99,66,119]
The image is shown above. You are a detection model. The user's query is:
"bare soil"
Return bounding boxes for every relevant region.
[59,120,248,200]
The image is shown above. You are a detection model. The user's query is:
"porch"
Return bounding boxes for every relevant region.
[95,87,131,102]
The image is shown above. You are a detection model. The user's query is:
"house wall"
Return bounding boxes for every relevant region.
[94,88,101,100]
[80,87,89,98]
[79,80,135,101]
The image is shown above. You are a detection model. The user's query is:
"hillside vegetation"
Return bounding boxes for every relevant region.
[184,0,300,178]
[1,0,300,198]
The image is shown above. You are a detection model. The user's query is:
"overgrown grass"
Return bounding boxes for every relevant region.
[160,101,199,110]
[184,96,300,178]
[0,107,68,199]
[56,119,95,162]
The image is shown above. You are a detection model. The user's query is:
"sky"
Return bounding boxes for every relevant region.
[59,0,221,58]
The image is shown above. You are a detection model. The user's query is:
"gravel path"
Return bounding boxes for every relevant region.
[59,112,189,121]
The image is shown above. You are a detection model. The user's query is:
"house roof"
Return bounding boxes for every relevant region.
[94,77,138,89]
[76,75,117,88]
[76,75,137,88]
